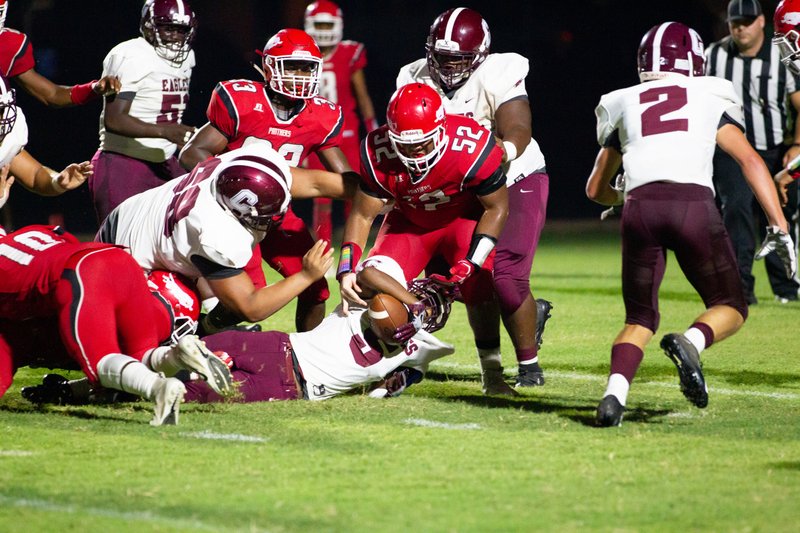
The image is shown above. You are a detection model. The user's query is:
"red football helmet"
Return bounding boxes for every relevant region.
[386,83,448,181]
[261,29,323,99]
[0,76,17,143]
[426,7,491,90]
[147,270,200,344]
[304,0,343,48]
[140,0,197,67]
[214,152,292,232]
[637,22,704,82]
[0,1,8,31]
[775,0,800,75]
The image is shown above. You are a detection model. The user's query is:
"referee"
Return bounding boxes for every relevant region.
[706,0,800,304]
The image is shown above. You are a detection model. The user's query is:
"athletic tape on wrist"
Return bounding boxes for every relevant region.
[466,233,497,267]
[502,140,518,162]
[336,241,362,280]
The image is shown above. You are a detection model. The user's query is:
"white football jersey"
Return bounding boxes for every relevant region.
[0,106,27,166]
[290,255,454,400]
[596,76,743,193]
[99,37,194,162]
[397,53,546,186]
[106,150,271,278]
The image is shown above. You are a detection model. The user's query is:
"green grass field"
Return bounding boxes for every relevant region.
[1,222,799,532]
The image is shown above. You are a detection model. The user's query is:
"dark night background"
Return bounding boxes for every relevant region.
[2,0,777,234]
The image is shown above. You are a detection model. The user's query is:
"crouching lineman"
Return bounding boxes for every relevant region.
[586,22,795,427]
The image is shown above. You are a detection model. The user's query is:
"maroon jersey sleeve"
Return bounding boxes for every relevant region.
[0,29,35,78]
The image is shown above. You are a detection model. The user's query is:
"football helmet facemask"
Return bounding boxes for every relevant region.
[774,0,800,75]
[637,21,704,82]
[262,29,323,99]
[425,7,491,90]
[0,1,8,31]
[140,0,197,67]
[148,270,200,344]
[304,0,344,48]
[386,83,448,181]
[0,76,17,143]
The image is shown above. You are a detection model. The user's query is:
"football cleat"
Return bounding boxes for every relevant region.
[535,298,553,349]
[150,377,186,426]
[481,368,519,396]
[21,374,74,405]
[174,335,234,395]
[595,395,625,427]
[514,362,545,388]
[660,333,708,408]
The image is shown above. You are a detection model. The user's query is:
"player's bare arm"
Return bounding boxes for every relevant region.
[475,183,509,239]
[289,166,358,199]
[104,95,195,147]
[586,147,625,206]
[207,240,332,323]
[783,91,800,166]
[0,165,13,209]
[351,69,378,130]
[357,266,418,306]
[9,149,91,196]
[179,122,228,170]
[14,69,121,108]
[495,98,532,162]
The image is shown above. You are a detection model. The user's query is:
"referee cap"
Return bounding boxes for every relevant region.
[727,0,762,21]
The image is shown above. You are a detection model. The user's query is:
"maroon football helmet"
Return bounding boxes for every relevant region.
[304,0,343,48]
[261,29,323,99]
[147,270,200,344]
[214,153,292,232]
[774,0,800,75]
[637,22,704,81]
[426,7,491,90]
[0,76,17,143]
[386,83,448,181]
[140,0,197,67]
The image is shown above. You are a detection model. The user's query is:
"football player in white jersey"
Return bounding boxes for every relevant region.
[396,7,551,395]
[0,76,93,211]
[88,0,198,223]
[97,142,354,330]
[586,22,796,427]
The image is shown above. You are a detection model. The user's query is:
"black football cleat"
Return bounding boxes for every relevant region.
[660,333,708,408]
[514,362,545,388]
[534,298,553,349]
[596,395,625,427]
[21,374,75,405]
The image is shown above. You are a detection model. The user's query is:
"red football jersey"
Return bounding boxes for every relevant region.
[206,79,344,166]
[0,225,111,319]
[319,41,367,135]
[0,28,34,77]
[360,114,505,229]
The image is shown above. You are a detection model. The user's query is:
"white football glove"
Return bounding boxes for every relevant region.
[756,226,797,278]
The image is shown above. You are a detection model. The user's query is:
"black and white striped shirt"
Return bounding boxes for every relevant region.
[705,36,799,150]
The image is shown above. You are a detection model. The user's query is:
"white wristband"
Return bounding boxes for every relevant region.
[502,140,518,162]
[787,152,800,173]
[50,173,66,193]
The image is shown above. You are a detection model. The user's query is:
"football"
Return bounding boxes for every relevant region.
[368,293,409,344]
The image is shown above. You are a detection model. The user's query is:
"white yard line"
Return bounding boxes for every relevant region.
[0,450,35,457]
[179,430,268,443]
[432,361,800,400]
[404,418,482,430]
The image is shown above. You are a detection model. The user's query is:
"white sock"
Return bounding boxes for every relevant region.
[603,373,630,406]
[477,347,502,371]
[519,357,539,366]
[96,354,160,400]
[143,345,182,377]
[202,297,219,314]
[683,327,706,354]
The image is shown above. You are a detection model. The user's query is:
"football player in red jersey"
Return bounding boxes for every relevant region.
[337,83,509,387]
[179,28,359,332]
[302,0,380,246]
[0,0,119,107]
[0,224,233,425]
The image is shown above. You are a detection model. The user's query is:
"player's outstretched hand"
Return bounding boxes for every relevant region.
[0,165,14,209]
[93,76,121,97]
[54,161,92,193]
[302,239,334,281]
[339,272,366,315]
[430,259,476,286]
[756,225,798,278]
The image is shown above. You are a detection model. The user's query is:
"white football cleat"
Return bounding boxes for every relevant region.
[175,335,234,395]
[150,377,186,426]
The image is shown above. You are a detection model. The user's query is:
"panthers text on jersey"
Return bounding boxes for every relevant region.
[397,53,546,186]
[0,27,34,77]
[207,79,344,166]
[103,147,276,279]
[0,104,27,166]
[99,37,195,163]
[596,76,744,194]
[360,113,505,229]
